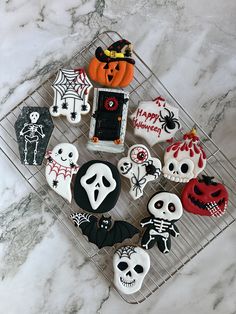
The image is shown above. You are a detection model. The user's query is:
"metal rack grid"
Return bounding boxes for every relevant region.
[0,31,236,304]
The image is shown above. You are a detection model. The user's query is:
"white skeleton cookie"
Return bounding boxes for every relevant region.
[113,246,150,295]
[45,143,79,202]
[118,144,162,200]
[130,96,180,146]
[140,192,183,253]
[50,68,92,124]
[163,129,207,183]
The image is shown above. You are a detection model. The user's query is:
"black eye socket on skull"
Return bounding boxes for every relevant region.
[169,163,174,171]
[102,176,111,187]
[86,174,97,184]
[134,264,144,273]
[154,200,164,209]
[194,185,203,195]
[117,261,128,271]
[168,203,176,212]
[68,152,73,158]
[211,190,221,197]
[181,163,189,173]
[58,148,63,154]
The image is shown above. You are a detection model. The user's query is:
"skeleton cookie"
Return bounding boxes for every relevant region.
[74,160,121,213]
[163,129,207,183]
[113,246,150,295]
[45,143,79,202]
[140,192,183,253]
[118,144,162,200]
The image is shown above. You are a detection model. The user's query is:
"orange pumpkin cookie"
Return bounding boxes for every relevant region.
[88,39,135,88]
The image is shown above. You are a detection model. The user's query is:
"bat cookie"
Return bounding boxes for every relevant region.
[71,213,139,249]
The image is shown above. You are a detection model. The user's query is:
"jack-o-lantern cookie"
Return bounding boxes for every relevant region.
[181,175,228,217]
[88,39,135,88]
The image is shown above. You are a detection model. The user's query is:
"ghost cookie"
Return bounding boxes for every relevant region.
[113,246,150,295]
[45,143,79,202]
[130,96,181,146]
[118,144,162,200]
[163,129,207,183]
[88,39,135,88]
[140,192,183,253]
[181,175,228,217]
[50,68,92,124]
[15,107,54,166]
[74,160,121,213]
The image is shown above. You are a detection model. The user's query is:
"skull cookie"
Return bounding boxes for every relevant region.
[118,144,162,200]
[45,143,79,202]
[140,192,183,253]
[163,129,207,183]
[113,246,150,295]
[74,160,121,213]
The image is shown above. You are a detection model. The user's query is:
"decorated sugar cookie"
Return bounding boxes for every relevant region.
[74,160,121,213]
[113,246,150,295]
[118,144,162,200]
[163,129,207,183]
[87,88,129,153]
[140,192,183,253]
[88,39,135,87]
[71,213,139,249]
[45,143,79,202]
[15,107,54,166]
[50,68,92,124]
[130,97,181,146]
[181,175,228,217]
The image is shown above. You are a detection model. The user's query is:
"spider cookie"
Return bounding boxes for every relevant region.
[50,68,92,124]
[87,88,129,153]
[15,107,54,166]
[181,175,228,217]
[74,160,121,213]
[140,192,183,253]
[88,39,135,88]
[45,143,79,202]
[163,129,207,183]
[71,213,139,249]
[130,97,181,146]
[113,246,150,295]
[118,144,162,200]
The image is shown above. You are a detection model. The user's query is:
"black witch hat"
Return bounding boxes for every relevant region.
[95,39,135,64]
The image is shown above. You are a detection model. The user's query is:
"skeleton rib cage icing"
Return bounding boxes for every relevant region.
[0,31,236,304]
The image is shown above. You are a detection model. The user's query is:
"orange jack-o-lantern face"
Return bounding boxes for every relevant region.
[88,59,134,88]
[181,175,228,217]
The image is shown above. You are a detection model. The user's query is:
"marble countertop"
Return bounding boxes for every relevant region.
[1,1,236,313]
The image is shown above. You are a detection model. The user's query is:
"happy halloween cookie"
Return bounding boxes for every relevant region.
[88,39,135,87]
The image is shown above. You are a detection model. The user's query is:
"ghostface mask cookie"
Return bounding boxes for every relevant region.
[130,96,181,146]
[15,106,54,166]
[88,39,135,88]
[181,175,228,217]
[113,246,150,295]
[45,143,79,202]
[50,68,92,124]
[118,144,162,200]
[140,192,183,253]
[74,160,121,213]
[163,129,207,183]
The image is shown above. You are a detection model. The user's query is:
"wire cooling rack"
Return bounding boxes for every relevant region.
[1,31,236,304]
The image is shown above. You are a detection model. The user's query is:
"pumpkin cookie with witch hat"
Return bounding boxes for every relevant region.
[88,39,135,88]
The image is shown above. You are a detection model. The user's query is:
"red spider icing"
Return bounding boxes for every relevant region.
[166,130,206,168]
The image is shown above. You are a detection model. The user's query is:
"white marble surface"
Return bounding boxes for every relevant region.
[1,0,236,313]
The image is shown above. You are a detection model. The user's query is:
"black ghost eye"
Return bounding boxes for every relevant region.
[58,148,63,154]
[86,174,97,184]
[134,265,144,273]
[194,185,203,195]
[181,163,189,173]
[115,64,120,70]
[117,262,128,271]
[102,176,111,187]
[68,152,73,158]
[103,63,109,69]
[211,190,221,197]
[154,200,164,209]
[169,163,174,171]
[168,203,176,212]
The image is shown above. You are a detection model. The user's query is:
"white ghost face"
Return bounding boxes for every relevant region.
[113,246,150,295]
[51,143,79,167]
[30,111,39,123]
[81,163,116,210]
[148,192,183,221]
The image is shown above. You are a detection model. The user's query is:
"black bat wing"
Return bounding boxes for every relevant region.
[71,213,99,245]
